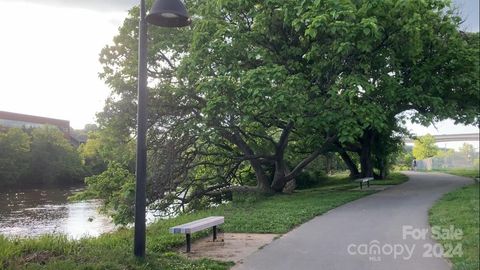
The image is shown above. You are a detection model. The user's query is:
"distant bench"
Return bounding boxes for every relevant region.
[355,177,374,189]
[170,216,224,252]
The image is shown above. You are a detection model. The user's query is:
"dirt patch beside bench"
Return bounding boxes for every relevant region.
[179,233,278,263]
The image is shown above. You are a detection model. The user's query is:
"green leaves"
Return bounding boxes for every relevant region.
[0,127,85,186]
[92,0,479,217]
[72,162,135,225]
[0,128,30,185]
[29,127,85,185]
[412,134,439,160]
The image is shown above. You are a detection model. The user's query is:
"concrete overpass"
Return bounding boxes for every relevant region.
[404,133,479,143]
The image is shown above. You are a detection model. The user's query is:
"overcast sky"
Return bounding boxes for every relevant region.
[0,0,478,148]
[0,0,137,11]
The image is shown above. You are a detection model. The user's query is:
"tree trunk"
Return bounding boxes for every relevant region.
[271,137,336,191]
[270,123,293,192]
[282,164,296,193]
[359,130,374,178]
[377,158,387,180]
[360,148,373,177]
[271,161,298,193]
[220,130,273,193]
[252,159,273,193]
[338,149,360,178]
[271,160,288,192]
[326,154,332,174]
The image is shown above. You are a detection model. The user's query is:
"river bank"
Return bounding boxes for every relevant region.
[0,173,408,269]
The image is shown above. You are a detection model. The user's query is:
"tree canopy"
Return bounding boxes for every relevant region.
[0,127,85,186]
[83,0,479,224]
[413,134,439,160]
[0,128,30,185]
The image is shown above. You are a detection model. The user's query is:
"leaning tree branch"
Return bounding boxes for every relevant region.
[283,136,337,182]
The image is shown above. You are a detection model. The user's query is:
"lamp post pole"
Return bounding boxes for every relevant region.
[134,0,148,258]
[133,0,190,258]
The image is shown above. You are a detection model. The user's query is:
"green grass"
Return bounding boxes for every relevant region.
[436,169,480,180]
[429,183,480,270]
[371,173,409,185]
[0,233,231,270]
[301,172,408,189]
[0,173,406,270]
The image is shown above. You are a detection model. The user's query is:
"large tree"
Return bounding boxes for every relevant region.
[90,0,479,221]
[294,0,480,178]
[179,0,352,194]
[98,0,358,198]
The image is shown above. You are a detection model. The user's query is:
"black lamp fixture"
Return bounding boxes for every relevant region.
[146,0,191,27]
[134,0,190,258]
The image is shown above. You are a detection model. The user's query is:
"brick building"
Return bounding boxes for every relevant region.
[0,111,81,145]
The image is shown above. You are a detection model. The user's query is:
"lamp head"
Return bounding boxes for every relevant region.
[146,0,191,27]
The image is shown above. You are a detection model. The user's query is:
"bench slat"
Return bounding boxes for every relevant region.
[170,216,224,234]
[355,177,374,182]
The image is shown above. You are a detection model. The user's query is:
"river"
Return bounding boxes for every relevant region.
[0,186,116,239]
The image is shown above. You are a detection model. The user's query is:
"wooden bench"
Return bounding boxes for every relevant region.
[170,216,224,252]
[355,177,374,189]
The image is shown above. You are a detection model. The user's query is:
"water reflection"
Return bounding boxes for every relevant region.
[0,186,116,239]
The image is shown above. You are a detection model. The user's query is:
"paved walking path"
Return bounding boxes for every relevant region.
[234,172,473,270]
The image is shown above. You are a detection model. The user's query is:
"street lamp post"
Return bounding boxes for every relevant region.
[134,0,190,258]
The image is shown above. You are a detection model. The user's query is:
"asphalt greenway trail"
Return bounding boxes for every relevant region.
[234,172,473,270]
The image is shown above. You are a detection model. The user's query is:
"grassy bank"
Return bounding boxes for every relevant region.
[301,172,409,190]
[0,173,406,270]
[437,169,480,180]
[371,172,409,185]
[429,183,479,270]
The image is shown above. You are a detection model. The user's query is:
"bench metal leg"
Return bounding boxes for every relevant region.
[360,182,363,189]
[367,181,370,188]
[186,233,191,253]
[213,226,217,241]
